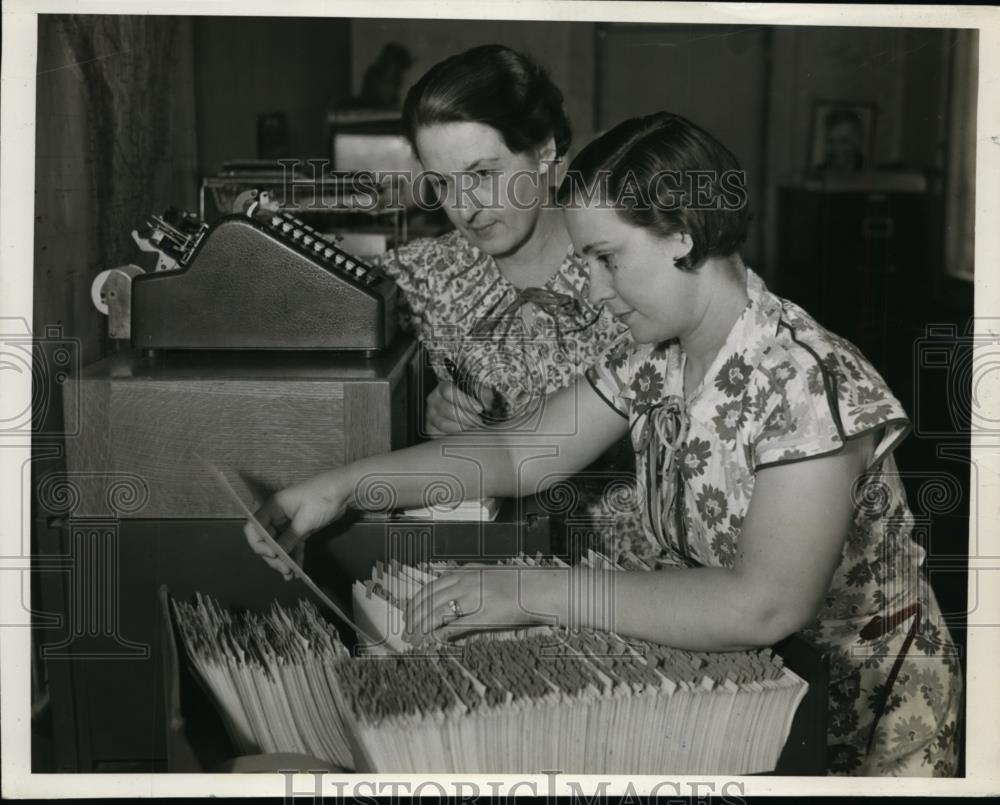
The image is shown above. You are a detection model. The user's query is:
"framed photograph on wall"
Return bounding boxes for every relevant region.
[808,101,877,174]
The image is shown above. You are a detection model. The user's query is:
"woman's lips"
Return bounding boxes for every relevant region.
[469,221,497,235]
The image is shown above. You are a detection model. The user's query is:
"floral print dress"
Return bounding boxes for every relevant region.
[374,230,627,412]
[585,268,962,776]
[373,230,638,524]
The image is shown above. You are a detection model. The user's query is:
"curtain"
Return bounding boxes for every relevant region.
[33,14,199,369]
[30,17,199,751]
[943,29,977,282]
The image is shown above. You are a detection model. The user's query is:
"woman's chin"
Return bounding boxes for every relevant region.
[628,320,669,345]
[472,230,523,258]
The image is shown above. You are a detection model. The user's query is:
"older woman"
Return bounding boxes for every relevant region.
[374,44,628,434]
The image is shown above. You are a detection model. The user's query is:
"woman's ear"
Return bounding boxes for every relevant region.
[536,136,558,175]
[676,232,694,259]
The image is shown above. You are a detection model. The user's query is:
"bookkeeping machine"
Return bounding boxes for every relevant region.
[44,192,553,772]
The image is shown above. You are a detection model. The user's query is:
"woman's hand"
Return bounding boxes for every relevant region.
[403,565,565,646]
[423,381,492,436]
[243,469,351,580]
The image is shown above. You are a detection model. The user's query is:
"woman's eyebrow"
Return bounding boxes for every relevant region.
[462,157,500,172]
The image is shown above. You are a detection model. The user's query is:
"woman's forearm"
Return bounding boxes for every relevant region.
[337,379,627,512]
[526,566,805,651]
[339,435,517,511]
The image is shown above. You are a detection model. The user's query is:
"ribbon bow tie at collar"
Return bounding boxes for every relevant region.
[635,396,688,454]
[633,396,693,560]
[469,286,596,340]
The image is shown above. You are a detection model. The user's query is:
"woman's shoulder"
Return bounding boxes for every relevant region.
[766,300,889,386]
[754,296,909,438]
[382,228,474,268]
[373,230,489,298]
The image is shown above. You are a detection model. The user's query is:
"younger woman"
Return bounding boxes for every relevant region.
[247,112,961,776]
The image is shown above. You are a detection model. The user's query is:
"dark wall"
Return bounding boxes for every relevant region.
[193,16,352,176]
[30,19,967,366]
[348,18,595,147]
[594,23,771,268]
[347,22,957,278]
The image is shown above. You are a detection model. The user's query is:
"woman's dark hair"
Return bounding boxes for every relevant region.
[556,112,750,270]
[402,45,571,161]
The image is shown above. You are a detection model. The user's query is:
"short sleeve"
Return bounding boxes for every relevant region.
[584,333,635,418]
[369,237,438,336]
[750,344,910,471]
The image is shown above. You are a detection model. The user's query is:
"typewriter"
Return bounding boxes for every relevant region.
[126,203,399,352]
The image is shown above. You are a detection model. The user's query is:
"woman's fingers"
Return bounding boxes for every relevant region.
[425,382,487,435]
[416,601,501,649]
[425,410,463,436]
[427,611,496,645]
[423,418,446,437]
[404,574,463,643]
[408,571,463,615]
[243,522,273,557]
[476,386,496,413]
[245,470,350,580]
[254,496,291,538]
[244,525,291,573]
[446,384,485,416]
[243,523,292,574]
[404,567,492,645]
[278,516,309,554]
[404,590,447,642]
[243,495,300,577]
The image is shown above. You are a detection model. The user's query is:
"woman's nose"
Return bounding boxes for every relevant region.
[456,199,481,225]
[588,265,615,307]
[450,180,486,224]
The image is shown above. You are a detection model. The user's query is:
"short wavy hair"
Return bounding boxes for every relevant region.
[402,45,572,161]
[556,112,750,270]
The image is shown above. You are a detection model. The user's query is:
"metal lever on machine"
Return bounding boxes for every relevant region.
[91,264,145,339]
[131,207,208,272]
[233,187,282,217]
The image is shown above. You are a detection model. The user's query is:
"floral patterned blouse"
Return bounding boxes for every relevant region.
[586,268,962,776]
[373,229,629,424]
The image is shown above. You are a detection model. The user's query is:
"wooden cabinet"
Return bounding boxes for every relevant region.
[62,339,419,519]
